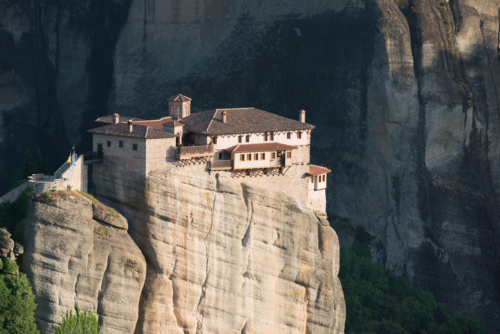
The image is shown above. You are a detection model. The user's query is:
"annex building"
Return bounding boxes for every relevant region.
[88,95,331,211]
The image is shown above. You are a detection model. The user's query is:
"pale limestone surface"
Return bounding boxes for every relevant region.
[23,192,146,334]
[93,158,345,334]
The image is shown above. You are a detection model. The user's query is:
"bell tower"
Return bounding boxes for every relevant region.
[168,94,192,119]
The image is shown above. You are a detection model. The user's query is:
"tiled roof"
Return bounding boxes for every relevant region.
[94,115,143,124]
[224,143,298,153]
[132,117,172,130]
[168,94,192,102]
[163,120,184,127]
[307,164,331,176]
[88,123,176,139]
[179,108,315,135]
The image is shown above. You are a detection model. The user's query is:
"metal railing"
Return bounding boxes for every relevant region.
[176,145,214,156]
[211,160,232,169]
[81,151,104,163]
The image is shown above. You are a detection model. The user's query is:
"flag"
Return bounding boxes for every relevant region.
[67,155,71,163]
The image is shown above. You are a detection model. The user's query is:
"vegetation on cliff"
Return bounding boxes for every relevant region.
[55,307,98,334]
[334,213,489,334]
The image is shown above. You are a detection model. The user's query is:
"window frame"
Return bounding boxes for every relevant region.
[271,152,276,159]
[247,153,252,161]
[264,132,268,141]
[270,132,274,141]
[287,132,291,139]
[246,135,250,143]
[238,136,242,143]
[107,141,111,147]
[286,151,291,158]
[297,131,302,139]
[254,153,258,160]
[261,153,265,160]
[119,141,123,148]
[133,143,138,151]
[240,154,245,161]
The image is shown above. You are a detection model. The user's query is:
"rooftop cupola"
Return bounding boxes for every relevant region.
[168,94,192,120]
[299,109,306,123]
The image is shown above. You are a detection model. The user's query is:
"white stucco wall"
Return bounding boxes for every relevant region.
[212,130,310,151]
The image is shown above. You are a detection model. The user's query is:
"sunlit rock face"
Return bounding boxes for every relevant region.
[93,157,346,334]
[24,193,146,334]
[3,0,500,330]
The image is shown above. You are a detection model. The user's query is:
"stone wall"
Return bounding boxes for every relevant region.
[93,134,147,175]
[0,180,29,204]
[145,137,177,175]
[308,188,327,212]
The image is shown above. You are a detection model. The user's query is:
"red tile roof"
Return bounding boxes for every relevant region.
[88,123,176,139]
[179,108,315,135]
[168,94,192,102]
[163,120,184,127]
[224,142,298,153]
[307,165,331,176]
[94,115,143,124]
[132,117,172,130]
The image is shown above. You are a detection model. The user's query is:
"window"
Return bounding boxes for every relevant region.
[323,175,326,182]
[270,132,274,141]
[212,136,217,144]
[246,135,250,143]
[219,153,223,159]
[133,144,138,151]
[264,132,268,141]
[119,141,123,148]
[240,154,245,161]
[254,153,258,160]
[286,151,291,158]
[261,153,265,160]
[297,131,302,139]
[271,152,276,159]
[107,141,111,147]
[238,136,242,143]
[287,132,291,139]
[247,153,252,161]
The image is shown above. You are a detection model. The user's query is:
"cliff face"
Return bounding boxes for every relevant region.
[3,0,500,331]
[23,192,146,334]
[93,157,345,333]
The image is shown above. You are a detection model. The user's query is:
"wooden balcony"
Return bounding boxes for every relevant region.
[176,145,215,160]
[210,160,232,170]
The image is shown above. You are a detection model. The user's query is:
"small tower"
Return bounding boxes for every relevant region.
[168,94,192,119]
[299,109,306,123]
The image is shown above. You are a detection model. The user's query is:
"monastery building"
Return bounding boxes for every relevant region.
[88,95,331,211]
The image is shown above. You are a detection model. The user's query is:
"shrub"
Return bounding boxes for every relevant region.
[96,226,109,237]
[108,208,118,218]
[0,273,39,333]
[55,306,98,334]
[2,258,19,275]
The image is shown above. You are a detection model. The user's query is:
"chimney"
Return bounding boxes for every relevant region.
[114,113,120,124]
[128,121,133,132]
[222,111,227,123]
[299,109,306,123]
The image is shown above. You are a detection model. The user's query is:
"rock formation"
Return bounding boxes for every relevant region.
[93,157,345,334]
[0,228,23,260]
[23,192,146,334]
[3,0,500,330]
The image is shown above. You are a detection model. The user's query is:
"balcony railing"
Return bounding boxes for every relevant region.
[210,160,232,169]
[176,145,214,157]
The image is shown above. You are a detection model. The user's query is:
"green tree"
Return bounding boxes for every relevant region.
[55,306,98,334]
[20,150,34,180]
[36,148,48,175]
[2,258,19,275]
[0,273,39,333]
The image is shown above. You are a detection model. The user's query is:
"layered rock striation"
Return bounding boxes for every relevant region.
[3,0,500,330]
[23,192,146,334]
[93,157,346,334]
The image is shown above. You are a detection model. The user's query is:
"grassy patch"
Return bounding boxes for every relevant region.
[96,226,109,237]
[76,191,98,204]
[108,208,118,218]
